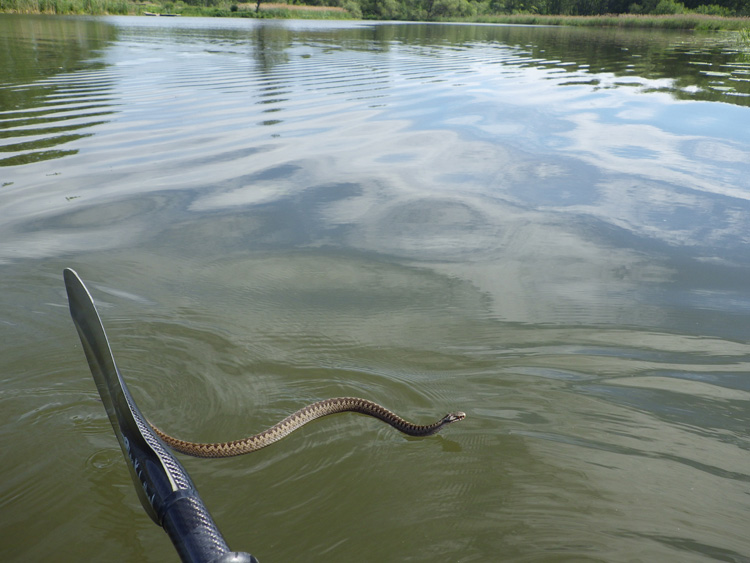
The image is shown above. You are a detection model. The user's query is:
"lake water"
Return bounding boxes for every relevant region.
[2,14,750,562]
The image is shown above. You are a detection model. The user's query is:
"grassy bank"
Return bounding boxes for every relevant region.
[2,0,133,15]
[460,12,750,31]
[178,1,352,18]
[0,0,353,17]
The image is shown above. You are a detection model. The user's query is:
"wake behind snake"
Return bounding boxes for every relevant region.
[149,396,466,458]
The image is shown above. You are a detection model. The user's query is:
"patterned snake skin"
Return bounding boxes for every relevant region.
[150,397,466,458]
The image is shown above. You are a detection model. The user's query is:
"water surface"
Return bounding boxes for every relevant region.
[2,14,750,562]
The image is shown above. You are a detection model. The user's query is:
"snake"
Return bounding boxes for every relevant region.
[149,397,466,458]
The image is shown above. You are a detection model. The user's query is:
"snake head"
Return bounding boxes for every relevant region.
[442,412,466,425]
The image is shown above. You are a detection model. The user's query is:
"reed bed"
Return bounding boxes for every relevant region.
[0,0,350,16]
[1,0,132,14]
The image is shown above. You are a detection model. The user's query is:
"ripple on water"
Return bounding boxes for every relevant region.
[0,70,118,167]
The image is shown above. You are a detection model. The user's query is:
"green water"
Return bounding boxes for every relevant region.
[2,14,750,562]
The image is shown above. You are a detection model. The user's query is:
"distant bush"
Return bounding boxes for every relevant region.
[652,0,685,14]
[341,0,361,16]
[693,3,730,16]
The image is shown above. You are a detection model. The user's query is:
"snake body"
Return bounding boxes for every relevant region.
[149,397,466,458]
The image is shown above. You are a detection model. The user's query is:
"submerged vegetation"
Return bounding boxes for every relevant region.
[1,0,749,27]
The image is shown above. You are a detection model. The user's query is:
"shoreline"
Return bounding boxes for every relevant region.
[1,6,748,30]
[458,13,750,31]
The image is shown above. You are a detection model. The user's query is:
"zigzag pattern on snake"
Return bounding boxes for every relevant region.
[149,397,466,458]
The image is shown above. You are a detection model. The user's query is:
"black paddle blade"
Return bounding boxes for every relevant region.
[64,268,257,563]
[65,267,167,523]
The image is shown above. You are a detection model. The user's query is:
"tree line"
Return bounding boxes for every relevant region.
[349,0,747,19]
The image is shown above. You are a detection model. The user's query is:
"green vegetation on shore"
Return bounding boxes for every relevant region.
[0,0,352,17]
[464,13,749,30]
[1,0,749,29]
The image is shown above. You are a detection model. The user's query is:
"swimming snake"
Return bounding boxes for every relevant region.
[149,396,466,458]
